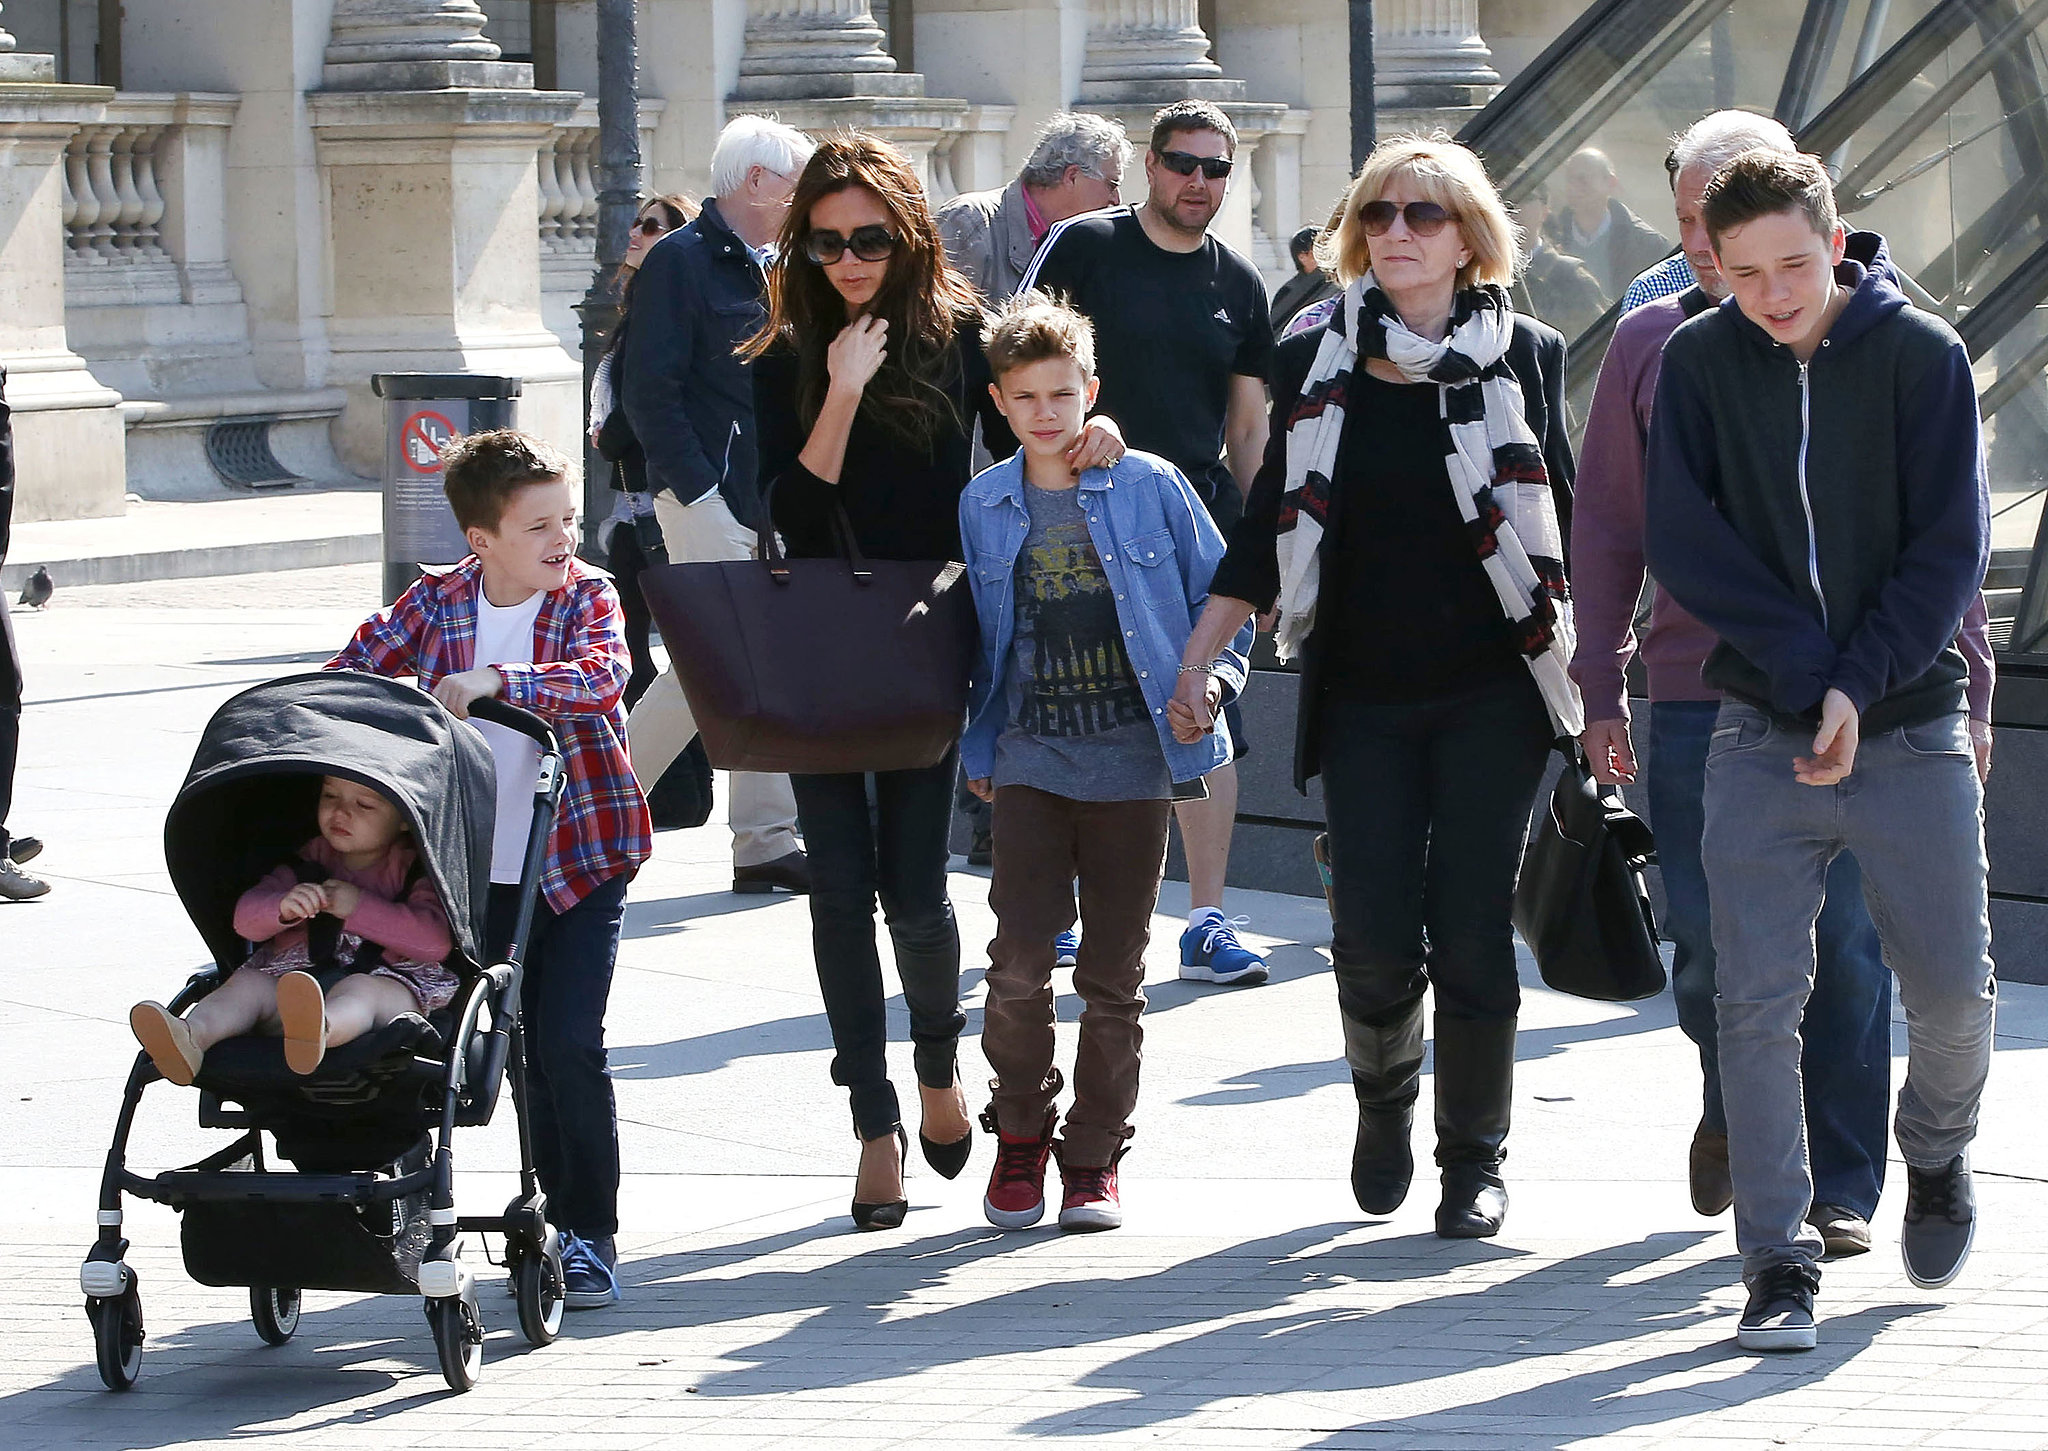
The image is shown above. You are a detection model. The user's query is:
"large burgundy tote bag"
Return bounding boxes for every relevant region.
[637,491,978,776]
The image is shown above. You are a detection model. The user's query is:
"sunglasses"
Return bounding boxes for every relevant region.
[1157,149,1233,181]
[803,225,898,265]
[1358,200,1458,237]
[633,216,668,236]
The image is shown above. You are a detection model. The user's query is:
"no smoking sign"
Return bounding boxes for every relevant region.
[400,410,457,473]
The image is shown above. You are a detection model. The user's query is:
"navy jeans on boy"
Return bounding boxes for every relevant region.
[486,872,627,1241]
[1648,700,1891,1220]
[792,749,968,1143]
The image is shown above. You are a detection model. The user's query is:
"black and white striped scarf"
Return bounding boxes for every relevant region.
[1273,275,1583,737]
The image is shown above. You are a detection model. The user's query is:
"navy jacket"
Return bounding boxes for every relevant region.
[618,198,770,528]
[1644,233,1987,735]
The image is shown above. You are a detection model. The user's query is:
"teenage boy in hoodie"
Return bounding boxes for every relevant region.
[1572,112,1997,1258]
[1645,151,1994,1353]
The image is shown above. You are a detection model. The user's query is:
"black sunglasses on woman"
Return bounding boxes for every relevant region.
[1358,200,1458,237]
[803,225,898,266]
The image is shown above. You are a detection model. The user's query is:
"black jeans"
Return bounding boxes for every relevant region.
[486,872,628,1240]
[0,591,18,859]
[1318,672,1554,1032]
[791,748,966,1142]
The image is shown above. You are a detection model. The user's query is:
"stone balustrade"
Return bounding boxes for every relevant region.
[61,94,241,311]
[538,121,600,256]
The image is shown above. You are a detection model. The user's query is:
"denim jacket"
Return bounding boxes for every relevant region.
[959,449,1253,786]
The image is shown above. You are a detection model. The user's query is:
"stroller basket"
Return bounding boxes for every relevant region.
[182,1142,433,1295]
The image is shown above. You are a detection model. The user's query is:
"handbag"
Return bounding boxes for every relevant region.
[637,485,978,775]
[1512,746,1666,1002]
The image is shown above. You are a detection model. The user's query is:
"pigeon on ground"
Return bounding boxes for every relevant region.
[17,566,52,609]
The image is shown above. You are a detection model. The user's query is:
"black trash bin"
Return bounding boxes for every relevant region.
[372,373,522,602]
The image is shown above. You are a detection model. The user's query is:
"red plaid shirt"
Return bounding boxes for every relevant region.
[329,557,652,914]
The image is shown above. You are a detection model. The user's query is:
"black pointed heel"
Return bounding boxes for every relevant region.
[852,1126,910,1231]
[919,1125,973,1180]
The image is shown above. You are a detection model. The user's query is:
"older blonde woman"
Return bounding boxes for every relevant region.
[1172,135,1581,1239]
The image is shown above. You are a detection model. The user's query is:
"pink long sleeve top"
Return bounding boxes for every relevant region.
[1569,291,1994,725]
[233,836,453,966]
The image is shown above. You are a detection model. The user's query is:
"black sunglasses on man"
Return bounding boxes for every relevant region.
[1156,150,1233,181]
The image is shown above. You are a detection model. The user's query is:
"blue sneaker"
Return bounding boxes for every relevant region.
[1054,929,1081,969]
[1178,914,1269,986]
[560,1232,620,1310]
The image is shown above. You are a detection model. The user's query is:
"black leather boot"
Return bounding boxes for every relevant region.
[1432,1014,1516,1239]
[1344,1000,1425,1215]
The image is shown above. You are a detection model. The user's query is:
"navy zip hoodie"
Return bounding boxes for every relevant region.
[1644,231,1988,736]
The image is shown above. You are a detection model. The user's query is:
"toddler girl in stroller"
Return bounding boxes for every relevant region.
[130,774,456,1082]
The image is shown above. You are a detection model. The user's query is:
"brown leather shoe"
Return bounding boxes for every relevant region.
[1689,1123,1734,1216]
[1806,1201,1873,1258]
[733,849,810,895]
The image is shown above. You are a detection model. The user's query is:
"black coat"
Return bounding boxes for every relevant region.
[618,198,772,528]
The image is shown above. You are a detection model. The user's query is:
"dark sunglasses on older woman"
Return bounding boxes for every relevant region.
[803,225,898,265]
[1157,149,1233,180]
[1358,200,1458,237]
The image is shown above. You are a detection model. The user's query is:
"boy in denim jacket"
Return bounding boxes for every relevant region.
[960,294,1253,1232]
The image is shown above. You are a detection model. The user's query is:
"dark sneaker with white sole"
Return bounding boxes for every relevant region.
[560,1232,620,1309]
[1805,1202,1872,1259]
[1902,1156,1976,1289]
[1736,1260,1820,1352]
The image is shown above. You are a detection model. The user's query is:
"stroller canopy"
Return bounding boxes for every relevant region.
[165,672,496,976]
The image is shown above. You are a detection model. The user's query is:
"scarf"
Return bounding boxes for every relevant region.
[1271,275,1584,737]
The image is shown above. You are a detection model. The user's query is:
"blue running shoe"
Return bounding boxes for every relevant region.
[560,1232,620,1310]
[1054,929,1081,969]
[1178,914,1269,986]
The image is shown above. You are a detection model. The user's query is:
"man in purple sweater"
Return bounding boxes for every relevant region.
[1568,114,1995,1258]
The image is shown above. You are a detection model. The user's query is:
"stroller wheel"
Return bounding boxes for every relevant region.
[427,1295,483,1392]
[514,1239,565,1346]
[89,1281,144,1391]
[251,1287,301,1346]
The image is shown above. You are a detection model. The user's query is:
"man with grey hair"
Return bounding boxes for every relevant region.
[1618,111,1798,313]
[937,112,1130,304]
[620,113,816,894]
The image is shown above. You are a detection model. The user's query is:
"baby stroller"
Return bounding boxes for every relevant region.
[81,671,568,1393]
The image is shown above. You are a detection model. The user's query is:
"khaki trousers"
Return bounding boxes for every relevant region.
[626,489,800,868]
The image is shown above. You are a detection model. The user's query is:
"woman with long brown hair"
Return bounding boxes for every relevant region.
[747,132,1123,1230]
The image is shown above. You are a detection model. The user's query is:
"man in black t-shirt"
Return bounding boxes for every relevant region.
[1018,99,1274,986]
[1022,101,1272,531]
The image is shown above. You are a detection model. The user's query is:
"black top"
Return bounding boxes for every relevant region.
[759,312,1016,563]
[1212,313,1576,791]
[1027,210,1272,508]
[1320,370,1526,701]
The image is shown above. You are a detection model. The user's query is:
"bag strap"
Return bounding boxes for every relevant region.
[754,475,876,587]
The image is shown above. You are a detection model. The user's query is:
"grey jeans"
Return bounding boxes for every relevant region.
[1703,702,1996,1282]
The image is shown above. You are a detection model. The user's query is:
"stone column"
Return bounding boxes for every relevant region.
[1079,0,1236,102]
[0,3,54,81]
[1375,0,1499,117]
[323,0,533,90]
[310,0,583,478]
[732,0,916,99]
[726,0,971,197]
[0,28,126,521]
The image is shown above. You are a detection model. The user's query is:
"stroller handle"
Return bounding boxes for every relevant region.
[467,697,559,756]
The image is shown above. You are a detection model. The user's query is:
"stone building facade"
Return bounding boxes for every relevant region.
[0,0,1546,524]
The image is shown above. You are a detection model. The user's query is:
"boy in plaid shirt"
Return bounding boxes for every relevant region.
[330,429,650,1310]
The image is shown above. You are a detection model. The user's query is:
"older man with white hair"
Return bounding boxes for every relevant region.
[1569,111,1997,1258]
[937,113,1131,305]
[620,114,816,895]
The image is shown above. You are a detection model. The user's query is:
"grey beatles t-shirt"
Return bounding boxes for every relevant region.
[993,483,1171,801]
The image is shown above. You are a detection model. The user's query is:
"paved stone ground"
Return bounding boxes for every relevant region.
[3,566,2045,1450]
